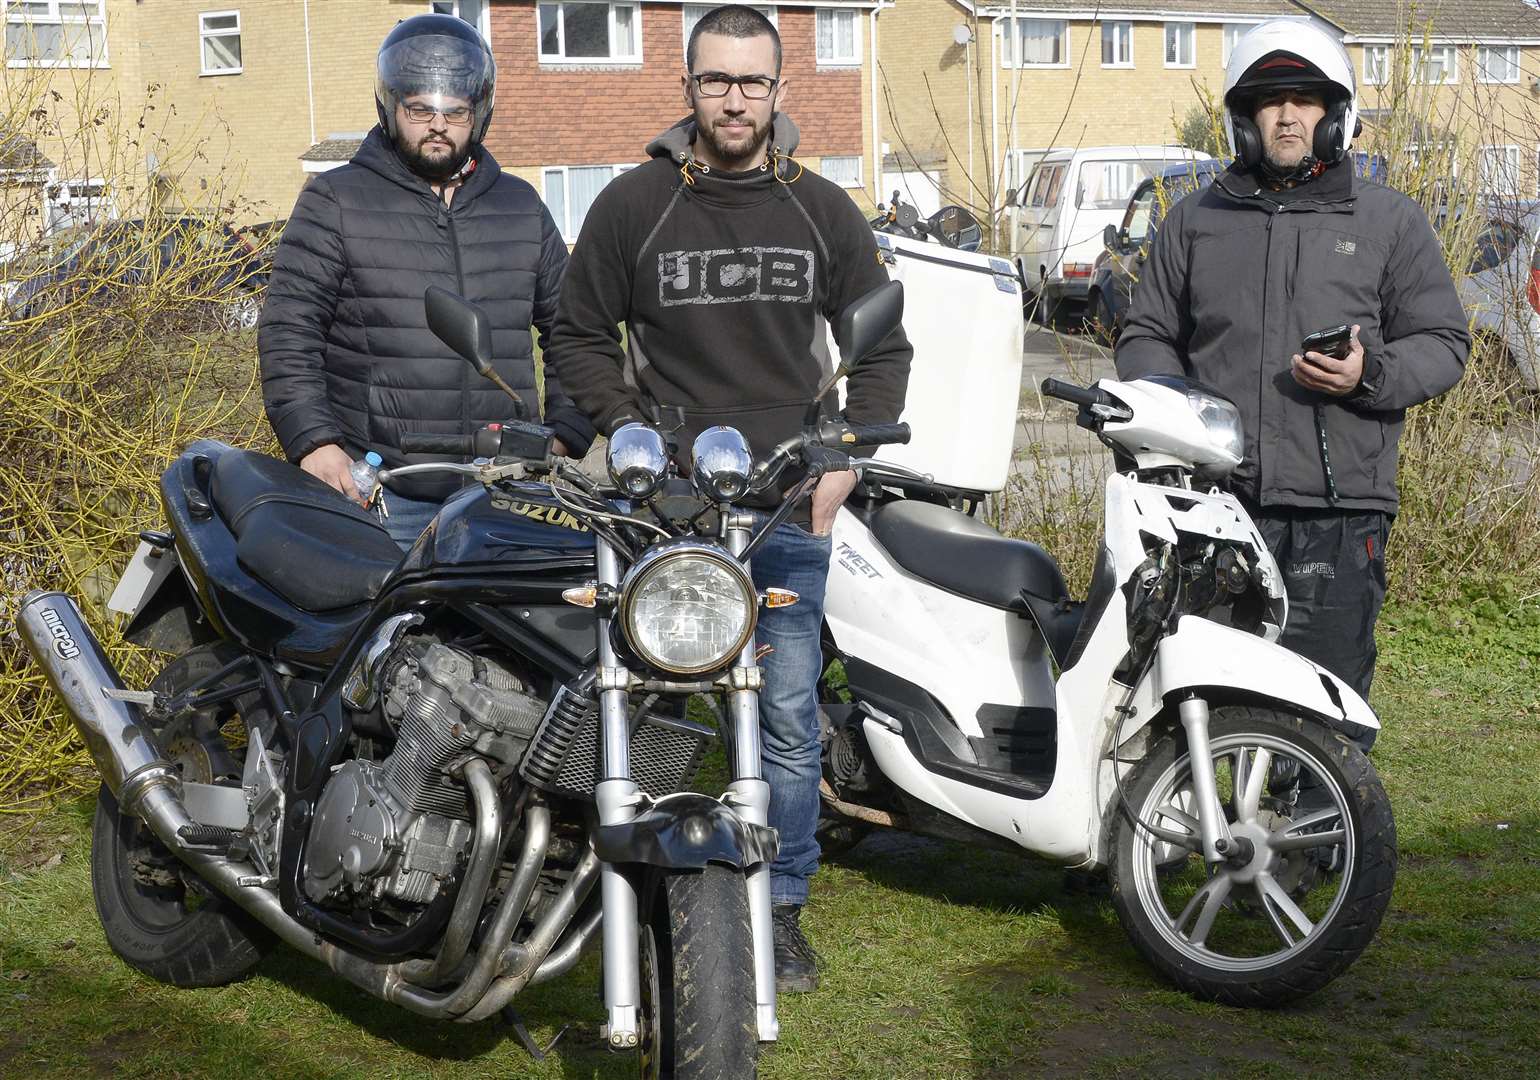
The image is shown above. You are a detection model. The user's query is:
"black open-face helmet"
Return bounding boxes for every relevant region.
[375,14,496,144]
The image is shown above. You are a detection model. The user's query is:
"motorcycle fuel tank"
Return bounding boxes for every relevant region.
[399,482,596,574]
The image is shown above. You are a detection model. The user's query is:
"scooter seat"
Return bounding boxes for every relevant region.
[870,500,1070,613]
[209,450,403,613]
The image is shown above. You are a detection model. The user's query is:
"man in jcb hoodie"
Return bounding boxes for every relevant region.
[548,5,912,994]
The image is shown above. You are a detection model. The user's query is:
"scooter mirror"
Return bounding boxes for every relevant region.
[425,285,494,377]
[930,205,982,251]
[835,280,905,370]
[1103,223,1121,253]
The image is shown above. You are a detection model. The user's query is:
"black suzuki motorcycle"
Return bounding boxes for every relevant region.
[19,283,908,1079]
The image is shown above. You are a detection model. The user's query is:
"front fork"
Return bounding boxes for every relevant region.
[592,523,779,1050]
[1176,694,1235,865]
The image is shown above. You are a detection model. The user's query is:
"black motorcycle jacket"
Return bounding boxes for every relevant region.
[258,127,596,499]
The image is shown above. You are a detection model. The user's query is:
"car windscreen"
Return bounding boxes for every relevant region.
[1077,159,1170,210]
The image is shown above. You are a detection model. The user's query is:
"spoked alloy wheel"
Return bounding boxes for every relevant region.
[1109,706,1395,1006]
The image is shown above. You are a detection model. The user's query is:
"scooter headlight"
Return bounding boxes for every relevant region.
[619,542,757,675]
[1187,389,1244,466]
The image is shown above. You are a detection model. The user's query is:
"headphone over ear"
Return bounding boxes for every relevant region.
[1231,114,1263,170]
[1313,97,1351,163]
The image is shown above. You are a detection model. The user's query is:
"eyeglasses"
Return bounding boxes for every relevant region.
[401,103,474,126]
[690,72,778,100]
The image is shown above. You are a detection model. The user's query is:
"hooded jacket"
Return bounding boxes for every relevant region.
[545,114,912,509]
[1116,161,1468,512]
[258,127,595,498]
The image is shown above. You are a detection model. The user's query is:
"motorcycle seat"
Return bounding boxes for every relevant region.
[870,500,1071,615]
[209,450,403,613]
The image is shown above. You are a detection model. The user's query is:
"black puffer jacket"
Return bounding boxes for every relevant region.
[258,127,595,498]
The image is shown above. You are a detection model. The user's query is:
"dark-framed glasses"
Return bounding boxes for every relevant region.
[690,72,778,99]
[401,102,474,125]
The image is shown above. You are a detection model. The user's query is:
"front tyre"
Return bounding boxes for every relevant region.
[638,865,758,1080]
[1108,706,1395,1006]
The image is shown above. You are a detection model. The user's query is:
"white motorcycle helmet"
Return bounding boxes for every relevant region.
[1222,19,1358,172]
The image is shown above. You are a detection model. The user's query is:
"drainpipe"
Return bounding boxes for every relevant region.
[870,1,892,208]
[303,0,317,147]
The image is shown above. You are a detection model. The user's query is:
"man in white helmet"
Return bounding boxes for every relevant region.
[1116,18,1468,746]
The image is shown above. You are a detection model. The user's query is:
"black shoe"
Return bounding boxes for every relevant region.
[772,904,820,994]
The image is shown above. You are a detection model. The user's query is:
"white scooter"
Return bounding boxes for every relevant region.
[821,374,1396,1004]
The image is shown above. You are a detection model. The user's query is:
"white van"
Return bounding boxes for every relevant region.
[1013,145,1211,320]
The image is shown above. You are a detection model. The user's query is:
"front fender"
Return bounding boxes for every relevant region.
[592,792,779,870]
[1124,616,1379,741]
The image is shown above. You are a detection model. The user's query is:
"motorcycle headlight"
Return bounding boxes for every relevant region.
[618,543,757,675]
[608,422,669,499]
[1187,389,1244,465]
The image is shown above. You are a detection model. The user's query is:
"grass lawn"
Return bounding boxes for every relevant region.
[2,597,1538,1079]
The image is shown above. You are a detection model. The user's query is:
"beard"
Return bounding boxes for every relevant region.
[394,129,471,182]
[694,110,772,170]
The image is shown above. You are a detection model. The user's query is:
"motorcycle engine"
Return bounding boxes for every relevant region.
[303,639,547,908]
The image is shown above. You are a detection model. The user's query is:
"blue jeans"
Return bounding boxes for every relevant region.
[378,488,444,551]
[747,518,833,907]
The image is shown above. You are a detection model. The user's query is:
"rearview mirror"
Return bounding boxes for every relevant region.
[836,280,905,368]
[425,285,494,377]
[930,205,983,251]
[1103,224,1121,253]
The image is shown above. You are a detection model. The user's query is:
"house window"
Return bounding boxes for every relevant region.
[1364,45,1390,86]
[1164,22,1194,68]
[1477,45,1520,84]
[820,155,862,188]
[1413,44,1457,84]
[1478,145,1521,198]
[1221,23,1248,67]
[538,2,640,63]
[5,0,107,68]
[684,4,774,53]
[44,178,113,234]
[199,11,241,76]
[543,164,633,239]
[816,8,859,66]
[430,1,490,40]
[1101,21,1131,68]
[1002,19,1067,68]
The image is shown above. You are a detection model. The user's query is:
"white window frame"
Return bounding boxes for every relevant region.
[819,155,862,188]
[542,163,634,241]
[815,7,861,67]
[1413,44,1457,84]
[1477,144,1522,197]
[44,176,115,234]
[1476,44,1520,85]
[199,10,241,77]
[683,4,775,54]
[1164,22,1194,70]
[1363,44,1390,86]
[5,0,108,69]
[1221,23,1248,68]
[1100,21,1131,69]
[537,2,642,65]
[999,18,1068,70]
[429,1,492,43]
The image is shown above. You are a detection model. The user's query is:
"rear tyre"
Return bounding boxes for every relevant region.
[1108,706,1395,1006]
[89,646,272,988]
[638,866,758,1080]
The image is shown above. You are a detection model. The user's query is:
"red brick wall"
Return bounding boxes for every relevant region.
[485,1,864,167]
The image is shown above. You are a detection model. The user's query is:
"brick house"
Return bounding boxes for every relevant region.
[3,0,881,241]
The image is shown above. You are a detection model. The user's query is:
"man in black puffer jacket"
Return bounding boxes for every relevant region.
[258,14,594,546]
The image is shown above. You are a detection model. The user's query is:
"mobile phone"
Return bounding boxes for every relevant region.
[1301,324,1352,360]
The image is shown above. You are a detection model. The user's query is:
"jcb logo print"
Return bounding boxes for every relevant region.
[658,247,815,307]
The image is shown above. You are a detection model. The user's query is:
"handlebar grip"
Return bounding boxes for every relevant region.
[846,422,912,447]
[1040,378,1113,409]
[400,433,475,455]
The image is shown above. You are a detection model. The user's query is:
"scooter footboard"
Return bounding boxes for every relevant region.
[1122,616,1379,746]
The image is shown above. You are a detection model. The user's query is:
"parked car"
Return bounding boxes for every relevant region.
[1445,201,1540,389]
[3,216,271,331]
[1011,145,1211,324]
[1088,159,1225,343]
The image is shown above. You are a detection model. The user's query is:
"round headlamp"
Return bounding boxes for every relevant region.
[607,422,669,499]
[691,426,753,503]
[618,542,757,675]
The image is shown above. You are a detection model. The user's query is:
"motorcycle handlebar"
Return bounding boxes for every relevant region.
[400,433,475,454]
[1040,378,1116,410]
[846,422,911,447]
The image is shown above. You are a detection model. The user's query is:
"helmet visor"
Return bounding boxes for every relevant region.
[377,34,494,128]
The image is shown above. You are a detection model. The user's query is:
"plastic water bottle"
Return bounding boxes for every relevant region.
[349,451,382,506]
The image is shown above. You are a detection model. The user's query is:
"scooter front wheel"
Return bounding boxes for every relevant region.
[1108,705,1396,1006]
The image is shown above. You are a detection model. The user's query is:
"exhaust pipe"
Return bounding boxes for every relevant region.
[16,591,180,817]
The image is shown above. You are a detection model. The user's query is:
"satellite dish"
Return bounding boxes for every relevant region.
[952,23,973,46]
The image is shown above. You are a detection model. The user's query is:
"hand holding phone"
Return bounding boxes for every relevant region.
[1301,324,1353,360]
[1292,323,1364,396]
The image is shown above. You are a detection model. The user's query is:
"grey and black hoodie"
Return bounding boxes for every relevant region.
[546,114,912,506]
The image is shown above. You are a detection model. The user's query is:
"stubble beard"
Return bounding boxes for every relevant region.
[694,110,772,171]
